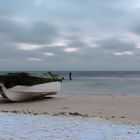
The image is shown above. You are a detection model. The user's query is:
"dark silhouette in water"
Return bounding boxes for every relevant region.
[69,72,72,80]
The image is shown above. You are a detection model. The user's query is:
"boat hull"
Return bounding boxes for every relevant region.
[0,82,61,102]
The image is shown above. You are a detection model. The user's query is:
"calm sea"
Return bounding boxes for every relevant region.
[54,71,140,95]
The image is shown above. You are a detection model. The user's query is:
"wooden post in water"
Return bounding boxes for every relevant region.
[69,72,72,80]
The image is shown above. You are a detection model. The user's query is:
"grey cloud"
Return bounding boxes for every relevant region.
[0,18,58,45]
[131,22,140,35]
[99,38,136,52]
[0,44,42,59]
[40,0,129,32]
[40,46,65,56]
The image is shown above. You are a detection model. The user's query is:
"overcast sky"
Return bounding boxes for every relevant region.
[0,0,140,71]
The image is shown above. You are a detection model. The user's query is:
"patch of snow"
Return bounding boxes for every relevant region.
[0,113,139,140]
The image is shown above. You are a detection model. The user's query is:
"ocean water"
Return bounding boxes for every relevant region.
[55,71,140,95]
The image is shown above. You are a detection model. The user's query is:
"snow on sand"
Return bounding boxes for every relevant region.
[0,113,140,140]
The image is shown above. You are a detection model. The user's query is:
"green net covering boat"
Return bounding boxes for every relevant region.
[0,72,62,89]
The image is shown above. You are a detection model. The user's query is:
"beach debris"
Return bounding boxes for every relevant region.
[11,110,19,113]
[33,113,39,115]
[121,116,126,118]
[51,112,89,117]
[1,110,20,114]
[53,112,67,116]
[69,112,81,116]
[57,107,70,109]
[69,112,88,117]
[42,112,49,115]
[1,110,9,113]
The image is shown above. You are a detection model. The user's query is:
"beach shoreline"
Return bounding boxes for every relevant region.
[0,94,140,125]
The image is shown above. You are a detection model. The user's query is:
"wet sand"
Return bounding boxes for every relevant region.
[0,95,140,124]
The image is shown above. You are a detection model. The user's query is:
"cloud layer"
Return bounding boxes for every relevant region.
[0,0,140,70]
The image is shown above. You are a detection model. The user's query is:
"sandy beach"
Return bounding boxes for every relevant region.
[0,94,140,124]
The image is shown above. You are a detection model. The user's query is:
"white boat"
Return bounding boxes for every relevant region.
[0,82,61,102]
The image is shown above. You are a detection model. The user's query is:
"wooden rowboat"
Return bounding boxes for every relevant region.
[0,82,61,102]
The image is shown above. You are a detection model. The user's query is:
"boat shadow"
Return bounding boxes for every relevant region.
[0,96,56,104]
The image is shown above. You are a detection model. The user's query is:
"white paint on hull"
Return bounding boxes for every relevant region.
[0,82,61,101]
